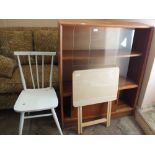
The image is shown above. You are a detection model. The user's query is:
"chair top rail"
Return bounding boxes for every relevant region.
[14,51,56,56]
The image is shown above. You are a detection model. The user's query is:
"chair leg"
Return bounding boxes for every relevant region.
[77,107,82,134]
[19,112,25,135]
[51,108,63,135]
[106,101,112,127]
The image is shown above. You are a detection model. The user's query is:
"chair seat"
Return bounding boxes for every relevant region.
[14,87,58,112]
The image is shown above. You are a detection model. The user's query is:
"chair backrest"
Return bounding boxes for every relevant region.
[73,67,119,107]
[14,51,56,90]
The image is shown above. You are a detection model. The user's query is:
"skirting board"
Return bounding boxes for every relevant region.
[135,109,155,135]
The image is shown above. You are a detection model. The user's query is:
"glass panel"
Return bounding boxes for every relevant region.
[63,26,135,78]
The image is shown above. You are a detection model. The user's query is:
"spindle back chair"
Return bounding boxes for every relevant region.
[14,51,63,135]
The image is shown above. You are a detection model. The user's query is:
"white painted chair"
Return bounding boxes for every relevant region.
[73,67,119,134]
[14,51,63,135]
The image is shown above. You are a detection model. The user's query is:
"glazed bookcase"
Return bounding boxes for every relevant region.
[58,20,153,127]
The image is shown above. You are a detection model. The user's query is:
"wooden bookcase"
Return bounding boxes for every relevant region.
[58,20,153,127]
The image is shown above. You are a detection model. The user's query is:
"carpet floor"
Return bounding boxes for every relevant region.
[0,110,144,135]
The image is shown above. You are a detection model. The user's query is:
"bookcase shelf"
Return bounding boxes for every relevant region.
[63,76,138,97]
[59,20,153,127]
[63,99,134,126]
[119,77,138,90]
[63,50,142,60]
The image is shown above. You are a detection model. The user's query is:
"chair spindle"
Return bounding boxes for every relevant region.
[28,55,35,89]
[17,56,26,90]
[49,56,54,87]
[35,55,40,88]
[42,55,44,88]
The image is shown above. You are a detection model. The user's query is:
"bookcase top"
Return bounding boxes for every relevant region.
[59,20,152,28]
